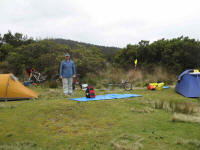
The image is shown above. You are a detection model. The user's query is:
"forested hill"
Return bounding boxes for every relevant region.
[51,38,120,56]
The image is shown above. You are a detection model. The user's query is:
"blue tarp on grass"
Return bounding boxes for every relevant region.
[69,94,142,101]
[163,86,170,89]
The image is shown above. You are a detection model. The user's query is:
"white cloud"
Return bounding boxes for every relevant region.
[0,0,200,47]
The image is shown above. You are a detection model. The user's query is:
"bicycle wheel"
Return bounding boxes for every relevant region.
[124,82,133,90]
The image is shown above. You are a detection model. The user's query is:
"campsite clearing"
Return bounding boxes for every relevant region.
[0,87,200,150]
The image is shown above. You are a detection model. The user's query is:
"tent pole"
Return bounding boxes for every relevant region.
[5,75,10,101]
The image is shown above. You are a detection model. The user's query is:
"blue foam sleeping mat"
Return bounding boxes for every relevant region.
[69,94,142,101]
[163,86,170,89]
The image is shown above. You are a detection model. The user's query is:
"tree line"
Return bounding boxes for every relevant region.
[0,31,200,80]
[0,31,106,79]
[114,37,200,74]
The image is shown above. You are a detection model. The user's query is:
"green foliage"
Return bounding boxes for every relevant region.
[0,44,13,62]
[114,37,200,74]
[6,40,68,78]
[2,31,34,47]
[0,61,9,73]
[1,30,200,81]
[72,45,106,77]
[51,38,120,61]
[0,31,35,66]
[1,35,106,79]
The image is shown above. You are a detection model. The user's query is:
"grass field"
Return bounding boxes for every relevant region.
[0,87,200,150]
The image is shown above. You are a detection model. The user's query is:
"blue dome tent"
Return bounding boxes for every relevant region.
[175,69,200,97]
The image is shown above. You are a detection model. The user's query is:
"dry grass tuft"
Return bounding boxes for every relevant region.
[97,67,128,88]
[154,100,200,114]
[141,99,155,105]
[127,70,143,81]
[131,107,154,113]
[0,141,42,150]
[111,134,144,150]
[153,67,171,81]
[100,68,127,83]
[0,104,17,109]
[172,113,200,124]
[85,65,176,88]
[140,66,176,86]
[176,138,200,148]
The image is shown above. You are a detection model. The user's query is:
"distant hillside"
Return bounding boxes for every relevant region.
[51,38,121,56]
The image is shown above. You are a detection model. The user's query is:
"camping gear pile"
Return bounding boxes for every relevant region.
[2,69,200,101]
[24,71,46,86]
[31,71,46,84]
[175,69,200,97]
[147,82,164,90]
[81,84,88,90]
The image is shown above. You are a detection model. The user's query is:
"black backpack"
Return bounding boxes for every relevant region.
[86,86,96,98]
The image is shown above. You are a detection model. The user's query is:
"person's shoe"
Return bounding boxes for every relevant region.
[64,93,69,97]
[65,94,70,98]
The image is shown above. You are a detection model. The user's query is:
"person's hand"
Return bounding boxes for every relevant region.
[73,74,76,78]
[59,76,62,80]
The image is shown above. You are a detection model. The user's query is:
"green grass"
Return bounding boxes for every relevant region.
[0,87,200,150]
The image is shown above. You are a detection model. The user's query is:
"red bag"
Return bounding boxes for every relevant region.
[86,86,96,98]
[147,85,155,90]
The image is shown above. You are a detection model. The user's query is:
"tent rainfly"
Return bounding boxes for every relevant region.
[175,69,200,98]
[0,74,38,100]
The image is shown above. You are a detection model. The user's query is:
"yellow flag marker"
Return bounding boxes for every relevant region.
[134,59,138,68]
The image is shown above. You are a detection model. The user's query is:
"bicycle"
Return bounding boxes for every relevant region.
[108,80,133,90]
[23,70,47,86]
[31,71,47,84]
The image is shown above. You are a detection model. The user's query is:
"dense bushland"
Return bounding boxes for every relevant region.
[114,37,200,74]
[0,31,199,85]
[0,31,106,80]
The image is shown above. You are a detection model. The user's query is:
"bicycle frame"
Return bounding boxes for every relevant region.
[108,80,133,90]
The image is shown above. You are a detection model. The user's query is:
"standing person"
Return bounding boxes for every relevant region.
[60,53,76,96]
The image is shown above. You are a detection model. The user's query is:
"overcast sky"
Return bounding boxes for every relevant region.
[1,0,200,47]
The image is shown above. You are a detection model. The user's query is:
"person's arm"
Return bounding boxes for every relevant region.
[72,61,76,77]
[59,61,63,79]
[25,70,28,77]
[28,69,33,80]
[29,72,32,80]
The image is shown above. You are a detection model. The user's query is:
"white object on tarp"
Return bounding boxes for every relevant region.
[81,84,88,90]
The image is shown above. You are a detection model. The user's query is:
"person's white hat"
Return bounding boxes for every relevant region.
[65,53,70,56]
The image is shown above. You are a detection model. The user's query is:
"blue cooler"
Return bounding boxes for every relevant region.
[23,81,32,86]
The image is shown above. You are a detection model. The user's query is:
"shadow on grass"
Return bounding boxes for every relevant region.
[0,98,32,102]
